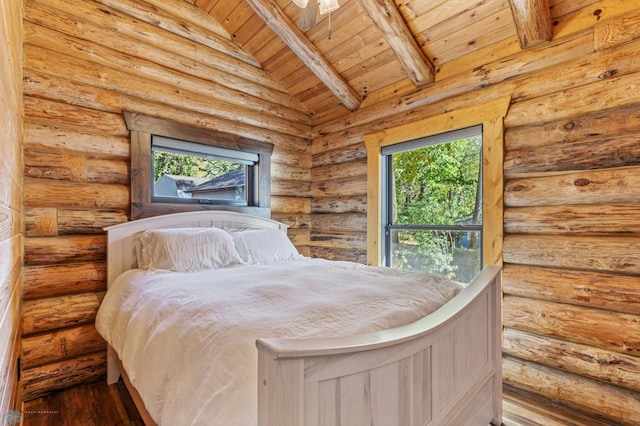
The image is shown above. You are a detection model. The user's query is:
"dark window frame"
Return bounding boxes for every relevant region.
[381,125,484,278]
[125,112,273,220]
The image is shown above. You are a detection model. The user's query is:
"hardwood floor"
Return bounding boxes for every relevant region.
[21,380,142,426]
[21,381,617,426]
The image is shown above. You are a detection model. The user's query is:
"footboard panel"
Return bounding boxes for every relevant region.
[257,265,502,426]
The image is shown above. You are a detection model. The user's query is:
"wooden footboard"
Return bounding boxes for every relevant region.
[256,265,502,426]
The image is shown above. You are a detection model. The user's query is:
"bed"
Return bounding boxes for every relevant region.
[96,210,502,426]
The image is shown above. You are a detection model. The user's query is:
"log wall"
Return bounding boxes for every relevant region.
[21,0,311,401]
[0,0,24,417]
[311,2,640,424]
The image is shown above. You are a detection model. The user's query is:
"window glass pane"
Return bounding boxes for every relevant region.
[390,229,481,283]
[153,149,247,204]
[390,136,482,226]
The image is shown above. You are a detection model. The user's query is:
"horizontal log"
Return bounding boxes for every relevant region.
[85,159,129,185]
[23,261,106,300]
[311,131,363,156]
[271,148,312,168]
[22,292,105,335]
[503,264,640,315]
[311,159,367,182]
[503,235,640,275]
[270,196,311,215]
[504,134,640,177]
[24,44,309,139]
[21,351,106,401]
[311,213,367,233]
[271,179,312,198]
[23,68,122,114]
[24,235,106,266]
[503,327,640,392]
[312,142,367,168]
[22,324,105,369]
[26,208,128,236]
[504,203,640,236]
[505,70,640,127]
[311,194,367,214]
[503,356,640,425]
[311,176,367,198]
[505,103,640,151]
[24,151,86,183]
[503,295,640,356]
[120,95,308,153]
[23,122,130,159]
[505,167,640,207]
[23,96,128,137]
[310,231,366,250]
[24,177,129,209]
[29,0,286,94]
[271,162,310,182]
[23,2,306,118]
[269,213,310,230]
[57,209,128,235]
[310,246,366,264]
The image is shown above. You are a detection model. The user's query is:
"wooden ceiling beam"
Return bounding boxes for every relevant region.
[357,0,435,87]
[508,0,553,49]
[244,0,361,111]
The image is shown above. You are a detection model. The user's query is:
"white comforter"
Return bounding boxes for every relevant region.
[95,258,462,426]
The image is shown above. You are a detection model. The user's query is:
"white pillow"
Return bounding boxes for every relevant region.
[135,227,243,272]
[231,228,302,264]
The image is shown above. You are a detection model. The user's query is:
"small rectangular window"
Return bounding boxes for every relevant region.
[382,126,483,283]
[151,136,258,207]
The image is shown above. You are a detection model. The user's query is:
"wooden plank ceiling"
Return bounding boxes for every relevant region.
[189,0,555,126]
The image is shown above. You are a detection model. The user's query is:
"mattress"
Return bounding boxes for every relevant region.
[95,257,463,425]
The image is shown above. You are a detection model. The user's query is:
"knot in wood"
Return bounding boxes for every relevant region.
[573,178,591,187]
[597,69,617,80]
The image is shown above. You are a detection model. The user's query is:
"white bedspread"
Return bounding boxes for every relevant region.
[95,258,462,426]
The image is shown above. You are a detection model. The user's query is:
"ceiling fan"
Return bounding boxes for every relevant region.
[293,0,340,30]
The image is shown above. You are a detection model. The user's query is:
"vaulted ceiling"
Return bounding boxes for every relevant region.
[187,0,568,126]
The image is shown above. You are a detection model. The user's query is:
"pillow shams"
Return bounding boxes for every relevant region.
[231,228,302,264]
[136,227,243,272]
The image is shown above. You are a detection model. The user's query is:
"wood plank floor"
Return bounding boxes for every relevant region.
[21,381,618,425]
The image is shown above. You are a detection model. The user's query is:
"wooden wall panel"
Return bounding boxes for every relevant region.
[20,0,311,400]
[311,3,640,423]
[0,0,23,417]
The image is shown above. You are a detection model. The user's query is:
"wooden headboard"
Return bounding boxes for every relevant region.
[103,211,288,288]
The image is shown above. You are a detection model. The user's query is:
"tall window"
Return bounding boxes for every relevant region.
[382,126,483,282]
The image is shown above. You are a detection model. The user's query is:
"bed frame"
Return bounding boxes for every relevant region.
[103,211,502,426]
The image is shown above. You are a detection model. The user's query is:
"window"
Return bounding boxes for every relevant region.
[152,136,257,207]
[382,126,483,282]
[365,96,511,280]
[126,112,273,220]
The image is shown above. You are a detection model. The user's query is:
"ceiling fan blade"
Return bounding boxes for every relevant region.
[298,0,318,30]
